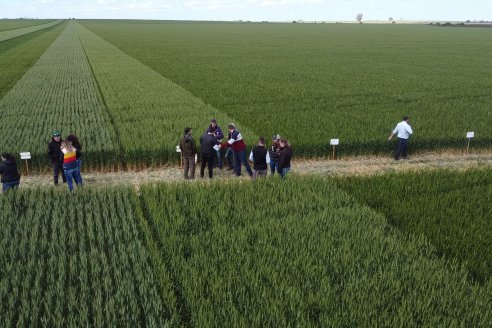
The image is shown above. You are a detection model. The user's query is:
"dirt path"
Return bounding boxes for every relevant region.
[19,150,492,190]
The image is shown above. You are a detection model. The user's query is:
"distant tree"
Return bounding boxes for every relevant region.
[356,14,363,22]
[389,17,393,21]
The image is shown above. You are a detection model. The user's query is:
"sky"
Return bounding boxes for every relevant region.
[1,0,490,22]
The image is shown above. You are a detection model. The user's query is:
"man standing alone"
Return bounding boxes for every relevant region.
[388,116,413,160]
[48,131,66,186]
[180,127,197,179]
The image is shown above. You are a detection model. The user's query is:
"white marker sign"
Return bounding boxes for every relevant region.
[330,139,340,146]
[20,152,31,160]
[466,132,475,138]
[176,145,181,153]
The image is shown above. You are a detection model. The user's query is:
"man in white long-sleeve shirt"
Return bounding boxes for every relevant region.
[388,116,413,160]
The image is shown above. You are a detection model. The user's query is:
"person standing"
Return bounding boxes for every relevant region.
[66,134,83,184]
[269,135,281,176]
[206,119,224,169]
[388,116,413,160]
[60,140,82,192]
[48,131,66,186]
[223,123,253,177]
[0,153,21,192]
[224,131,234,170]
[277,138,292,178]
[249,137,270,180]
[180,127,197,180]
[200,127,219,179]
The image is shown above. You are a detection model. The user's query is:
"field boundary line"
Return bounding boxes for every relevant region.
[0,20,63,42]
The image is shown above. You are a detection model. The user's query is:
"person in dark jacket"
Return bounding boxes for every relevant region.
[269,134,281,176]
[48,131,66,186]
[277,138,292,178]
[200,127,219,179]
[249,137,270,180]
[66,134,83,183]
[206,119,224,169]
[180,127,197,179]
[0,153,21,192]
[222,123,253,177]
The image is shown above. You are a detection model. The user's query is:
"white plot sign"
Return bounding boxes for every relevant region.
[330,139,339,146]
[20,152,31,159]
[175,145,181,153]
[466,132,475,138]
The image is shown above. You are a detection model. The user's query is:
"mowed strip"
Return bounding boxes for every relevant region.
[0,20,63,42]
[76,23,257,166]
[0,22,117,168]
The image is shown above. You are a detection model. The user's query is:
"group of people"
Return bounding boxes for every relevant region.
[1,117,413,192]
[48,131,83,191]
[179,119,293,180]
[0,131,83,193]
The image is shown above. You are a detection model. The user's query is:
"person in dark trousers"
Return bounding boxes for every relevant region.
[60,140,82,192]
[206,119,224,169]
[0,153,21,192]
[180,127,197,179]
[249,137,270,180]
[269,134,281,176]
[388,116,413,160]
[66,134,83,184]
[223,123,253,177]
[224,131,234,170]
[48,131,66,186]
[200,127,219,179]
[277,138,292,178]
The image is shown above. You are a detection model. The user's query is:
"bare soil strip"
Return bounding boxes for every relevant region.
[18,150,492,190]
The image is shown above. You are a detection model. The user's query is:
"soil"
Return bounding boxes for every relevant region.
[18,150,492,191]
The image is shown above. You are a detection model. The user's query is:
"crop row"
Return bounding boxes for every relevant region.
[76,22,257,167]
[0,19,56,32]
[0,188,178,327]
[0,22,118,170]
[80,21,492,156]
[1,175,491,326]
[0,20,62,42]
[334,168,492,283]
[140,177,492,326]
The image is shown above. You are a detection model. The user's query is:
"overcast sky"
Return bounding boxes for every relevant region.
[1,0,490,21]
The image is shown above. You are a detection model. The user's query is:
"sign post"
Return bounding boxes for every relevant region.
[466,132,474,154]
[176,145,182,168]
[330,139,339,160]
[19,152,31,176]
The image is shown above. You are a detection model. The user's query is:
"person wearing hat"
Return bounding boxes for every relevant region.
[205,119,224,169]
[48,131,66,186]
[222,123,253,177]
[0,153,21,192]
[269,134,281,176]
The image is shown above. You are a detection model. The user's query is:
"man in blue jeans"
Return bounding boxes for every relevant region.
[0,153,21,192]
[388,116,413,160]
[223,123,253,177]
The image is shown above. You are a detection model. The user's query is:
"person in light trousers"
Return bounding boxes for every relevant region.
[180,127,197,179]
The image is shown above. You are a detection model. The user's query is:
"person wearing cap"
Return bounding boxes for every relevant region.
[249,137,270,180]
[48,131,66,186]
[223,123,253,177]
[388,116,413,160]
[200,127,220,179]
[277,138,292,178]
[180,127,197,179]
[0,153,21,192]
[269,134,281,176]
[206,119,224,169]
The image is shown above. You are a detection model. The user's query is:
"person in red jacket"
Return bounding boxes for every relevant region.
[222,123,252,177]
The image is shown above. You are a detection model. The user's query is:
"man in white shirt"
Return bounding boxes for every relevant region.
[388,116,413,160]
